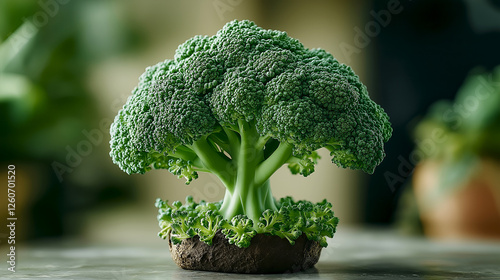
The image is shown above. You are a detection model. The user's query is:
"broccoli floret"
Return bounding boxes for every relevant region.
[192,210,223,245]
[254,197,339,247]
[256,209,283,233]
[113,20,391,238]
[256,209,303,245]
[287,151,321,177]
[220,215,257,248]
[156,197,198,244]
[299,200,339,247]
[166,158,198,184]
[169,210,197,244]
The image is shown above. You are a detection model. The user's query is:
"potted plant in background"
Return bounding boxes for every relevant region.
[109,20,392,273]
[412,66,500,240]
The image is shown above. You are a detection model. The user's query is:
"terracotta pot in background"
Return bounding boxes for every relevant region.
[413,159,500,240]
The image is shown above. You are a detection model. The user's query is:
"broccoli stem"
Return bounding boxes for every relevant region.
[255,141,293,186]
[218,120,283,222]
[189,120,294,222]
[190,136,234,190]
[219,180,277,222]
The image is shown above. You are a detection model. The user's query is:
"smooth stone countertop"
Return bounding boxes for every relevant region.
[2,228,500,279]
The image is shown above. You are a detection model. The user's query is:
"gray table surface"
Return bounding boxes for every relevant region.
[2,228,500,279]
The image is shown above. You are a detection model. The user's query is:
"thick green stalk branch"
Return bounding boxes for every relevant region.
[255,141,293,187]
[171,146,198,161]
[255,134,271,151]
[223,126,241,161]
[219,120,270,222]
[190,137,235,189]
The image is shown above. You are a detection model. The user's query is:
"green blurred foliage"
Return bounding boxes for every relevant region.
[413,66,500,192]
[0,0,142,239]
[0,0,140,160]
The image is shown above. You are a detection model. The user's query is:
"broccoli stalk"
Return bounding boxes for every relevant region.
[110,20,391,224]
[212,120,288,222]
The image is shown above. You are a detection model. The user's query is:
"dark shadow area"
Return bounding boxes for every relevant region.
[365,0,500,225]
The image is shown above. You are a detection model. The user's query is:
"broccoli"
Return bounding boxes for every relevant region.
[220,215,257,248]
[111,20,391,245]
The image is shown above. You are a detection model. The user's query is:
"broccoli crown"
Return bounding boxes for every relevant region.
[110,19,391,176]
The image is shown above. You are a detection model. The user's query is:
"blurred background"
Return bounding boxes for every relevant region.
[1,0,500,246]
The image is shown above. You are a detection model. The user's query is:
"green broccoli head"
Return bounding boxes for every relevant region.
[110,20,390,176]
[111,20,391,222]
